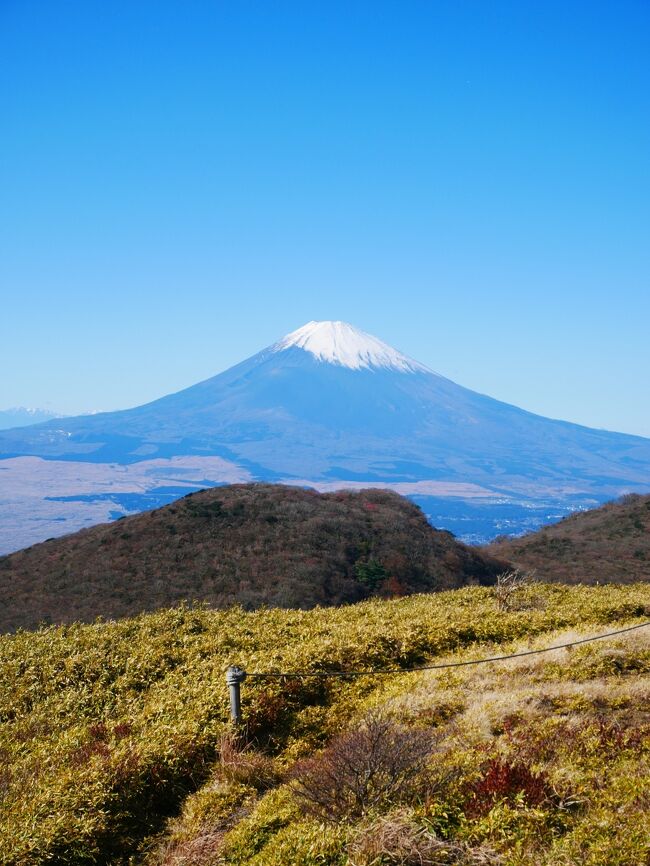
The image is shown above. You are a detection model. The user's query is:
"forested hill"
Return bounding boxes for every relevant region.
[0,483,505,632]
[486,493,650,584]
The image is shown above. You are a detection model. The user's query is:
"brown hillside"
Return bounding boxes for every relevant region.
[486,493,650,583]
[0,484,506,632]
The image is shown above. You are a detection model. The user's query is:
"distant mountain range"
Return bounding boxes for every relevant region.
[1,320,649,553]
[0,407,65,430]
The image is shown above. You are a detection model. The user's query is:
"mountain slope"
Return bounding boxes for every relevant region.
[3,322,649,488]
[2,320,649,552]
[0,484,505,632]
[486,493,650,584]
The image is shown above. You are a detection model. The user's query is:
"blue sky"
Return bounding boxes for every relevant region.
[1,1,649,435]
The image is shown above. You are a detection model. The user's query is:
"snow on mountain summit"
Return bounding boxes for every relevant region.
[272,321,431,373]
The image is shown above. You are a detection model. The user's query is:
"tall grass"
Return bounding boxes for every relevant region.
[1,583,649,864]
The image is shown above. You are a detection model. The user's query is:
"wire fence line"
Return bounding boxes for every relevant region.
[244,620,650,680]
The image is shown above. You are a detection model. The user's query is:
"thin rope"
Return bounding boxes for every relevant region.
[245,619,650,679]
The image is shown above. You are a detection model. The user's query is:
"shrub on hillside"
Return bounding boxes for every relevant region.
[493,569,536,612]
[290,712,434,822]
[464,757,553,818]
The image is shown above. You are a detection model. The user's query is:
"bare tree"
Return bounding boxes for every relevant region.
[494,569,534,612]
[290,712,434,822]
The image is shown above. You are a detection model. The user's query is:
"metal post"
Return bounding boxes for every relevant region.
[226,665,247,725]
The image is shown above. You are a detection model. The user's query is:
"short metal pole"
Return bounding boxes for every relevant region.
[226,665,247,725]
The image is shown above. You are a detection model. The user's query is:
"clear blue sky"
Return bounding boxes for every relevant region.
[1,1,649,436]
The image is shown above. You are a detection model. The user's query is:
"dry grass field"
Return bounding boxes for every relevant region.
[1,582,649,865]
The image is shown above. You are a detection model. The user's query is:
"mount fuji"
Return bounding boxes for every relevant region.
[1,320,649,553]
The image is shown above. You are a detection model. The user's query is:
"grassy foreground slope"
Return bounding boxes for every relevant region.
[486,493,650,584]
[1,584,649,865]
[0,485,504,632]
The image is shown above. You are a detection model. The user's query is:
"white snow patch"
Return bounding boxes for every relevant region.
[272,321,432,373]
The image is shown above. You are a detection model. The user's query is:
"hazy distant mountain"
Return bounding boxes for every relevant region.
[0,407,65,430]
[0,320,649,552]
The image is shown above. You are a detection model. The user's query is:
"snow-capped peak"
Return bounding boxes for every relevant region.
[272,321,431,373]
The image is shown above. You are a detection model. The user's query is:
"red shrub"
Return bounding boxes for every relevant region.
[465,758,551,817]
[88,722,109,742]
[113,722,133,740]
[69,739,111,767]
